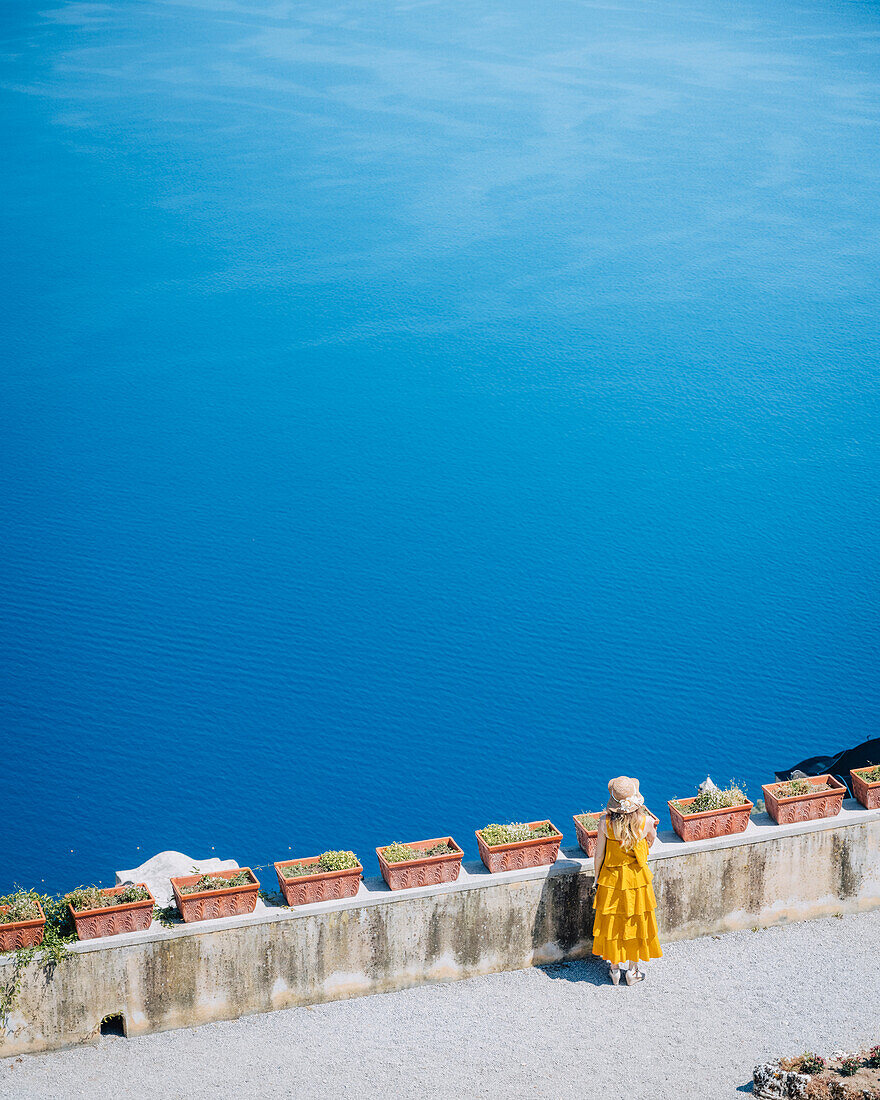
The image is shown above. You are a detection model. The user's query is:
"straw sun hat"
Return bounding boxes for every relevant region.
[606,776,645,815]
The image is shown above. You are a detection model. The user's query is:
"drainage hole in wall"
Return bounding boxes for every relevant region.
[100,1014,126,1038]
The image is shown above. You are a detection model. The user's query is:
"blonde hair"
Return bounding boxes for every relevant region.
[606,776,648,851]
[607,807,649,851]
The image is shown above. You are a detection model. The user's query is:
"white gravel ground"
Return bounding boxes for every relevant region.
[3,911,879,1100]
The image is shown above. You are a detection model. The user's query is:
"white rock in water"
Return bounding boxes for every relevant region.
[115,851,267,911]
[698,776,720,793]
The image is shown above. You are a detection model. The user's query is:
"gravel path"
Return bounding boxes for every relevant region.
[3,911,879,1100]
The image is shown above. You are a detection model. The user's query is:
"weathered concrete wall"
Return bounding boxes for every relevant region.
[2,803,878,1057]
[653,814,880,941]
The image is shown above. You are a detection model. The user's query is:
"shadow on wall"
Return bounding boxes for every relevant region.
[530,858,598,982]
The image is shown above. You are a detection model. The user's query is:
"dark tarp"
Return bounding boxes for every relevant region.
[776,737,880,795]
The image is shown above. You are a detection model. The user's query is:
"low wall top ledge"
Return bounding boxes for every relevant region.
[2,801,876,966]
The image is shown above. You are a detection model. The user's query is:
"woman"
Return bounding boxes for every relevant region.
[592,775,662,985]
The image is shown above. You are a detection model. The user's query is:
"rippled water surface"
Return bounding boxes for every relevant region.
[2,0,879,893]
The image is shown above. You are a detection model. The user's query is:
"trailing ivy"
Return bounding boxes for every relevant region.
[151,905,178,928]
[0,890,75,1024]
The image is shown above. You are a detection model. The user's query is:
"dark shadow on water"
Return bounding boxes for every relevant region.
[537,956,608,987]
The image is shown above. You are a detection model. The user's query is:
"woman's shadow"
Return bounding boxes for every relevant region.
[539,956,609,987]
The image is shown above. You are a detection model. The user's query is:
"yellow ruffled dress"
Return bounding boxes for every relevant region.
[592,819,662,963]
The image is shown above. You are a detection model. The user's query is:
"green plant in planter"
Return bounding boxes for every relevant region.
[178,871,252,895]
[0,890,75,1022]
[778,779,809,797]
[479,822,557,846]
[837,1054,862,1077]
[856,765,880,783]
[65,885,151,912]
[319,850,359,871]
[777,778,831,798]
[0,890,43,924]
[671,782,748,816]
[282,851,360,879]
[382,842,457,863]
[574,813,601,831]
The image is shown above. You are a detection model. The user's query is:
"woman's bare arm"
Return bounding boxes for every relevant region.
[643,811,658,849]
[593,813,607,875]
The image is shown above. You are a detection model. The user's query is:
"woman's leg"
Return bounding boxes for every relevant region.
[625,959,645,985]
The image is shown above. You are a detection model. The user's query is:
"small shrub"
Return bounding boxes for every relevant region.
[783,1052,826,1075]
[178,871,251,896]
[479,822,557,846]
[672,782,748,815]
[837,1054,861,1077]
[776,779,831,798]
[281,863,321,879]
[803,1081,836,1100]
[856,765,880,783]
[319,850,360,871]
[0,892,75,1020]
[575,813,601,831]
[382,841,457,863]
[381,843,416,863]
[0,890,43,924]
[66,885,150,912]
[282,851,360,878]
[864,1045,880,1068]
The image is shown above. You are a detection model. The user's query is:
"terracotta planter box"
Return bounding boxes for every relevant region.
[667,797,753,842]
[170,868,260,923]
[274,858,363,906]
[851,767,880,810]
[573,815,600,858]
[0,901,46,953]
[475,821,562,874]
[376,837,463,891]
[762,775,846,825]
[69,885,155,941]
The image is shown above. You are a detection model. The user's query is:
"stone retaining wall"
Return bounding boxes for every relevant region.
[2,803,878,1057]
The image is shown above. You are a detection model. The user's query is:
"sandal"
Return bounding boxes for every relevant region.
[625,967,645,986]
[609,965,621,986]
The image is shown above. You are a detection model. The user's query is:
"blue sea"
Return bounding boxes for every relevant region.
[2,0,879,896]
